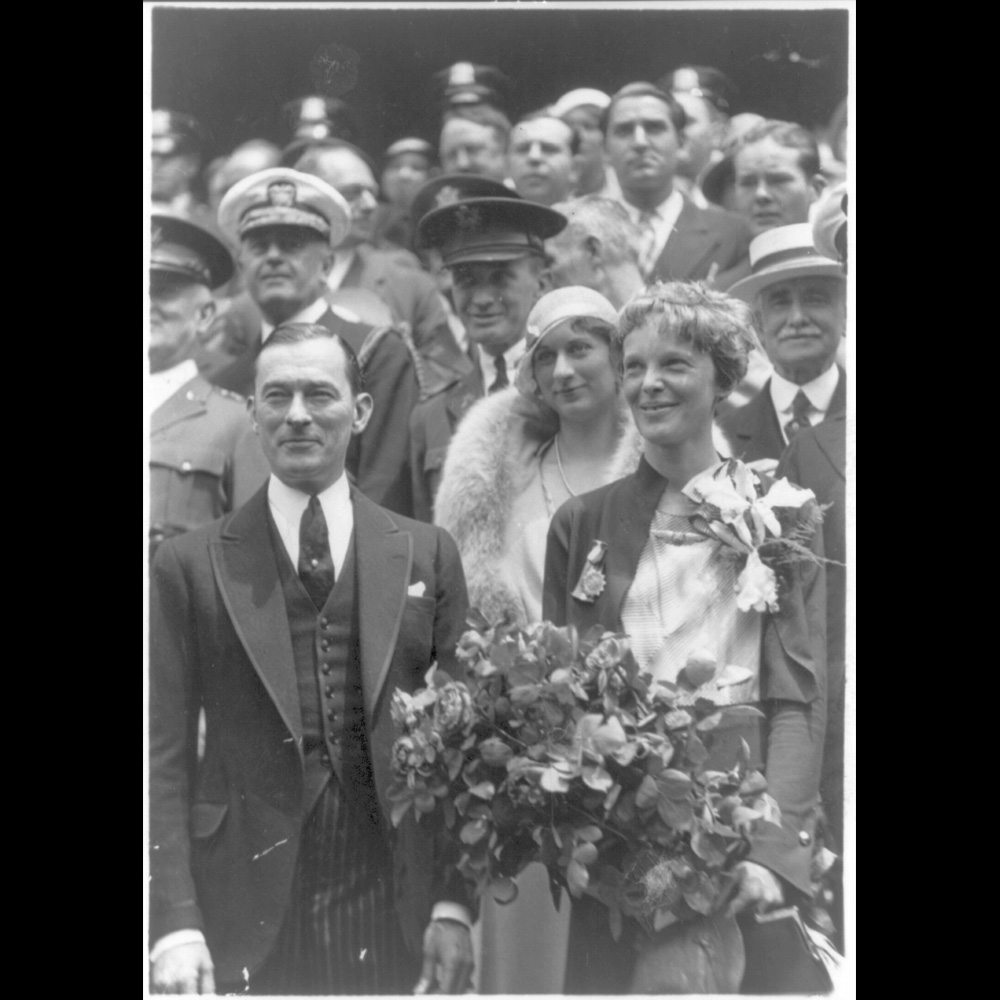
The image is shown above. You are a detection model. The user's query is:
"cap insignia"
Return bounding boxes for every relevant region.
[450,62,475,86]
[435,185,462,209]
[267,181,297,207]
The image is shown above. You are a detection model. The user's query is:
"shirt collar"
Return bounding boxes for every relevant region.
[620,188,684,225]
[478,338,527,389]
[770,365,841,415]
[326,249,357,293]
[267,471,350,520]
[149,358,198,413]
[260,297,329,344]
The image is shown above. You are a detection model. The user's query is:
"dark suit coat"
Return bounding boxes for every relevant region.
[196,301,419,517]
[150,374,269,551]
[408,359,485,523]
[149,484,470,982]
[648,196,752,283]
[777,413,847,846]
[341,245,475,399]
[542,458,827,893]
[719,367,847,464]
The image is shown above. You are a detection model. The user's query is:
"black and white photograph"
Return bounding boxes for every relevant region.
[145,2,853,994]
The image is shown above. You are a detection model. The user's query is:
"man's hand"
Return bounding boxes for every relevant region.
[727,860,784,916]
[150,941,215,995]
[414,918,474,994]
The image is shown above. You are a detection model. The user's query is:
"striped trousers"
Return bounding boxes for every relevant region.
[247,773,417,995]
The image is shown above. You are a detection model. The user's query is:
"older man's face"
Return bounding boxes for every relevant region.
[734,138,822,236]
[149,272,214,373]
[605,95,682,199]
[508,118,578,206]
[758,276,845,383]
[303,148,380,247]
[239,225,333,323]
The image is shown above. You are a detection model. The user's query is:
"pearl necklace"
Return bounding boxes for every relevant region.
[554,437,577,498]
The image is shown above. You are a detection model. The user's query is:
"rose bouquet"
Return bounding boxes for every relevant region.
[388,616,792,939]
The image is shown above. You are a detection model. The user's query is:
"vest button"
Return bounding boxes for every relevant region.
[321,663,332,675]
[321,639,331,651]
[327,709,336,721]
[325,685,336,698]
[320,617,329,629]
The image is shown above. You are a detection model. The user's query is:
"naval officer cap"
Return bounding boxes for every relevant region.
[433,62,511,111]
[217,167,351,247]
[150,207,234,290]
[417,184,567,267]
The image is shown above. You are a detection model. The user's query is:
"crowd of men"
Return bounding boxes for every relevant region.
[148,61,849,995]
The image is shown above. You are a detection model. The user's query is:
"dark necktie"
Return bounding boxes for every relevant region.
[489,354,509,394]
[298,495,335,610]
[784,389,813,442]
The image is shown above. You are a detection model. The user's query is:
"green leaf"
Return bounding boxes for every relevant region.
[390,798,412,826]
[468,781,496,800]
[636,775,660,809]
[653,906,680,931]
[575,824,603,843]
[583,764,613,792]
[657,797,694,831]
[665,710,693,730]
[460,821,488,845]
[465,608,492,631]
[658,769,693,799]
[609,905,623,942]
[691,828,728,866]
[567,859,590,897]
[489,878,519,905]
[696,711,723,732]
[573,842,598,865]
[686,734,709,767]
[720,704,766,723]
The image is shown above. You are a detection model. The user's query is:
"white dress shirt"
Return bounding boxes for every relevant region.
[770,365,841,443]
[267,473,353,575]
[478,339,527,392]
[260,297,330,344]
[149,358,199,414]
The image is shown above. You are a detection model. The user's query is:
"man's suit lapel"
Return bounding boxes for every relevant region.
[209,486,303,749]
[654,198,720,281]
[151,377,209,435]
[727,383,785,460]
[353,489,412,720]
[828,366,847,420]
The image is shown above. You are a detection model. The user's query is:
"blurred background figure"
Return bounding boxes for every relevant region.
[659,65,736,208]
[546,196,645,308]
[701,113,767,212]
[279,95,361,167]
[151,109,209,212]
[149,207,267,558]
[507,112,579,205]
[603,82,750,284]
[432,60,511,113]
[376,137,438,250]
[207,139,282,216]
[439,104,511,182]
[549,88,619,198]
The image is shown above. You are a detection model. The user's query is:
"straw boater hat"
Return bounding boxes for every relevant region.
[515,286,619,398]
[727,223,844,302]
[217,167,351,247]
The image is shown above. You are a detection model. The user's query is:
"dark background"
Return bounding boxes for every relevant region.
[151,4,849,162]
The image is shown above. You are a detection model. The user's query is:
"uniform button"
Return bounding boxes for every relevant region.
[181,461,192,472]
[798,831,812,847]
[325,685,336,698]
[321,639,331,651]
[327,709,336,721]
[320,753,331,767]
[310,558,319,568]
[321,663,332,675]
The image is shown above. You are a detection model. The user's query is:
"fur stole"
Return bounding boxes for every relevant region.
[434,386,644,626]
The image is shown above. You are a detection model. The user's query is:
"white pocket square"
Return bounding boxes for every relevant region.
[407,581,426,597]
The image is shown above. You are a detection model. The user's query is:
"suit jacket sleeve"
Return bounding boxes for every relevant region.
[149,540,204,941]
[408,402,434,524]
[347,330,419,516]
[431,525,470,681]
[747,515,828,894]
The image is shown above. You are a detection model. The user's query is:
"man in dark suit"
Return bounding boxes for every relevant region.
[602,82,750,285]
[149,206,269,558]
[198,167,420,517]
[150,323,474,995]
[407,180,565,521]
[721,223,846,463]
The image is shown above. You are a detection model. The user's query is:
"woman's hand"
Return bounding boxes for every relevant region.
[727,860,784,916]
